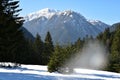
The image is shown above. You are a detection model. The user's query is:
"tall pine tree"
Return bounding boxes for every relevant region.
[33,33,44,64]
[0,0,27,63]
[48,44,75,73]
[48,44,62,72]
[74,38,83,51]
[43,31,54,65]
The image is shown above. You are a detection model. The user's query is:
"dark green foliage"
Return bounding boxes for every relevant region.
[43,31,54,65]
[48,44,62,72]
[0,0,24,62]
[74,38,84,52]
[33,33,44,64]
[48,44,76,73]
[102,28,111,43]
[48,37,85,73]
[0,0,38,64]
[16,40,39,64]
[44,31,54,53]
[97,23,120,73]
[109,26,120,73]
[34,33,44,54]
[97,28,112,52]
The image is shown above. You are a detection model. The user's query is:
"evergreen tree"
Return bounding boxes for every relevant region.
[33,33,44,64]
[43,31,54,65]
[0,0,28,63]
[109,26,120,72]
[101,28,111,51]
[97,32,103,40]
[74,38,83,51]
[48,44,62,72]
[45,31,54,50]
[48,44,75,73]
[102,28,111,44]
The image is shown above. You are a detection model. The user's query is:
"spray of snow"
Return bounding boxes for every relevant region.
[66,40,108,70]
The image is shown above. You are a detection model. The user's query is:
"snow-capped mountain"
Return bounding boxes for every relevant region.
[23,8,110,44]
[88,20,110,32]
[24,8,59,22]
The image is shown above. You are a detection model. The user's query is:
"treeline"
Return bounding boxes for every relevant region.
[97,23,120,73]
[28,32,54,65]
[28,33,84,67]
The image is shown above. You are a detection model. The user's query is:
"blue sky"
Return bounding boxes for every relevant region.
[19,0,120,25]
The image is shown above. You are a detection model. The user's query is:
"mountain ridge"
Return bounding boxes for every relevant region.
[23,8,110,44]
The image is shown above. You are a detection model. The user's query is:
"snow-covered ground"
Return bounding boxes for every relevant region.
[0,64,120,80]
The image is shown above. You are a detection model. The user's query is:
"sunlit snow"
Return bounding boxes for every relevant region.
[0,64,120,80]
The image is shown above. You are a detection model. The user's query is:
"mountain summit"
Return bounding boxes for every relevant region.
[24,8,59,22]
[23,8,110,44]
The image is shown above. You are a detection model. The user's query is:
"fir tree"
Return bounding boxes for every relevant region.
[48,44,62,72]
[43,31,54,65]
[48,44,75,73]
[74,38,83,51]
[33,33,44,64]
[0,0,27,63]
[102,28,111,44]
[45,31,54,50]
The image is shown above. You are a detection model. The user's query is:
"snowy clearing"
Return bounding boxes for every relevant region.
[0,64,120,80]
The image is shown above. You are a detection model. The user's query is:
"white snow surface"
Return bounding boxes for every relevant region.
[0,63,120,80]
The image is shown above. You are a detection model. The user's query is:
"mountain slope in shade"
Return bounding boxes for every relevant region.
[21,27,34,41]
[109,22,120,32]
[23,8,110,44]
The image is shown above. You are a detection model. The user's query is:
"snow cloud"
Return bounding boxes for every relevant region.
[66,40,108,70]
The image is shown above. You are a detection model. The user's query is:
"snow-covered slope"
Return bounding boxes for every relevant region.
[23,8,110,44]
[24,8,59,22]
[88,20,110,32]
[0,64,120,80]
